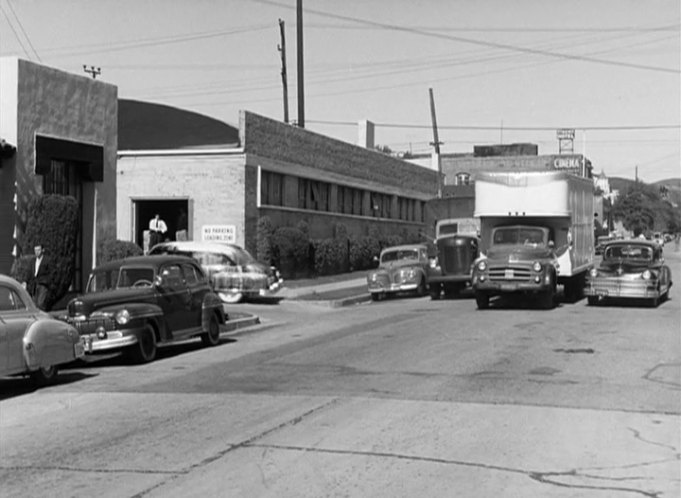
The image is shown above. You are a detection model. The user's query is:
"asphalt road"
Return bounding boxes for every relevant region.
[1,251,679,498]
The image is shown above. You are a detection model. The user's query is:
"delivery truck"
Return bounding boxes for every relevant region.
[471,170,594,309]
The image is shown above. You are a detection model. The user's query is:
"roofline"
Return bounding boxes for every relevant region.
[117,147,244,157]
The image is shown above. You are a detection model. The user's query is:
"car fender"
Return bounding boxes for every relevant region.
[202,293,227,330]
[23,319,80,370]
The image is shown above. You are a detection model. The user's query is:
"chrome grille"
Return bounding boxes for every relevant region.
[69,317,116,335]
[488,265,531,282]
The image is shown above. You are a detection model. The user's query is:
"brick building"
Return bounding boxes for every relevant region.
[117,106,439,254]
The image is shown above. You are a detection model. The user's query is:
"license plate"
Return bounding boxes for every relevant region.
[500,284,516,291]
[505,269,514,278]
[74,342,85,357]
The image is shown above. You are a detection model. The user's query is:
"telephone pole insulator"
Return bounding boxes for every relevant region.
[83,65,101,79]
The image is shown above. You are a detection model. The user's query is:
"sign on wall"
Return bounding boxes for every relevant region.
[202,225,236,243]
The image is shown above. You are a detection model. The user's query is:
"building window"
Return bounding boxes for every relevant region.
[298,178,330,212]
[261,171,284,206]
[456,172,471,186]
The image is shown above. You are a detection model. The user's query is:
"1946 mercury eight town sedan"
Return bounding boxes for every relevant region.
[0,274,84,384]
[63,255,227,363]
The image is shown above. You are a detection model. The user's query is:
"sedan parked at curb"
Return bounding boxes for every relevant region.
[585,240,672,307]
[62,255,227,363]
[149,241,283,304]
[0,274,84,384]
[366,244,430,301]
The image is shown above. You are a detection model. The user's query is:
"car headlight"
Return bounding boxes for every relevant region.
[641,270,652,280]
[532,261,542,272]
[429,258,439,269]
[589,268,598,277]
[115,309,131,325]
[477,260,487,271]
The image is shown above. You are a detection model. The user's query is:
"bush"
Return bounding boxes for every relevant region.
[349,236,380,271]
[271,226,310,278]
[19,195,79,310]
[313,238,346,276]
[256,216,275,265]
[98,239,143,264]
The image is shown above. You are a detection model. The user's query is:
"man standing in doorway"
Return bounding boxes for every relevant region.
[148,213,168,249]
[28,243,51,310]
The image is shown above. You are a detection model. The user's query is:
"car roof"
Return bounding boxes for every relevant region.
[150,241,247,254]
[93,254,198,271]
[381,244,428,252]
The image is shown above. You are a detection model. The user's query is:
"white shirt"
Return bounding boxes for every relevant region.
[149,218,168,233]
[34,256,42,276]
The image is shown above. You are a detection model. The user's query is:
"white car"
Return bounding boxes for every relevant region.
[149,241,283,303]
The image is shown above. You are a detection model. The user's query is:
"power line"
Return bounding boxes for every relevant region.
[307,120,680,132]
[0,3,32,60]
[4,0,40,61]
[253,0,680,74]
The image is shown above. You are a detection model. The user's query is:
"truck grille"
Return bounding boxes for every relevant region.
[488,265,531,282]
[441,247,472,274]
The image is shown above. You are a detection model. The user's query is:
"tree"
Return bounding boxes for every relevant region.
[611,184,657,236]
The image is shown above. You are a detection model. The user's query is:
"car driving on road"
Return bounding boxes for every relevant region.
[585,239,672,307]
[366,244,430,301]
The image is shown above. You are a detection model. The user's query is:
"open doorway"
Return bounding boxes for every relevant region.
[134,199,189,251]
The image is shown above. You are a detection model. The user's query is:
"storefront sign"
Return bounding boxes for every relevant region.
[553,157,581,170]
[556,128,575,140]
[202,225,236,243]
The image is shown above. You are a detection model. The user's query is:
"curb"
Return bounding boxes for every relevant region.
[222,314,261,333]
[293,293,372,308]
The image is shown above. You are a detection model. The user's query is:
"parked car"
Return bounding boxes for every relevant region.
[585,240,672,307]
[366,244,430,301]
[149,241,282,304]
[0,274,84,384]
[427,234,479,299]
[63,255,227,363]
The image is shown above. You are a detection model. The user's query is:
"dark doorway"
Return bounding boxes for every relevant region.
[135,199,189,251]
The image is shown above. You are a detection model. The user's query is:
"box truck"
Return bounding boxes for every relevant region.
[471,170,594,309]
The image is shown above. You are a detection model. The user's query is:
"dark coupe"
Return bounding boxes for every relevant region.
[585,240,672,307]
[64,255,227,363]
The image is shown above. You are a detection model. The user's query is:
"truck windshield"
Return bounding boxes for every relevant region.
[493,227,545,245]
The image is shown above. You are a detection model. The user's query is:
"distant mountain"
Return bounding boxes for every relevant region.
[653,178,681,189]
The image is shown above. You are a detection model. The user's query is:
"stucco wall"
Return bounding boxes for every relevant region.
[0,57,117,276]
[117,154,247,246]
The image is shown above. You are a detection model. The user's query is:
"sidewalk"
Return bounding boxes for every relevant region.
[278,270,370,306]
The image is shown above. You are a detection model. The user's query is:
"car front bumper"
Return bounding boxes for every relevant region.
[367,282,419,294]
[80,328,142,353]
[585,278,661,299]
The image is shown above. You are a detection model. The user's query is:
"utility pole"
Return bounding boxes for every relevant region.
[278,19,289,124]
[296,0,305,128]
[429,88,443,198]
[83,65,101,79]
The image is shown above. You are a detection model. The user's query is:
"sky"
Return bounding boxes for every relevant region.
[1,0,679,183]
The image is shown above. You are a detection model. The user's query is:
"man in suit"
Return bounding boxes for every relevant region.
[148,214,168,249]
[28,243,51,310]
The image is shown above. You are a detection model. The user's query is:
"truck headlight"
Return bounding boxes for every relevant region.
[641,270,652,280]
[532,261,542,272]
[477,260,487,271]
[115,309,131,325]
[589,268,598,278]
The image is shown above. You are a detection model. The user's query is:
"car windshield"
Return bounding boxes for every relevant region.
[604,244,653,261]
[493,227,545,245]
[381,249,419,263]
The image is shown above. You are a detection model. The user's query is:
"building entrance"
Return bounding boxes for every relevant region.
[134,199,189,252]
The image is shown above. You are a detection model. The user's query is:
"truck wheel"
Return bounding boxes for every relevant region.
[475,292,489,310]
[429,284,441,300]
[540,288,555,309]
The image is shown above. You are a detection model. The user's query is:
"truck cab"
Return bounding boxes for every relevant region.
[472,225,557,309]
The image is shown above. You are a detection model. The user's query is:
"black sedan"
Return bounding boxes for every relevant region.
[585,240,673,307]
[63,255,227,363]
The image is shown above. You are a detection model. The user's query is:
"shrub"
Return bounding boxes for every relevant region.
[256,216,275,265]
[313,238,348,276]
[98,239,143,264]
[19,195,79,310]
[349,236,380,271]
[271,226,310,278]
